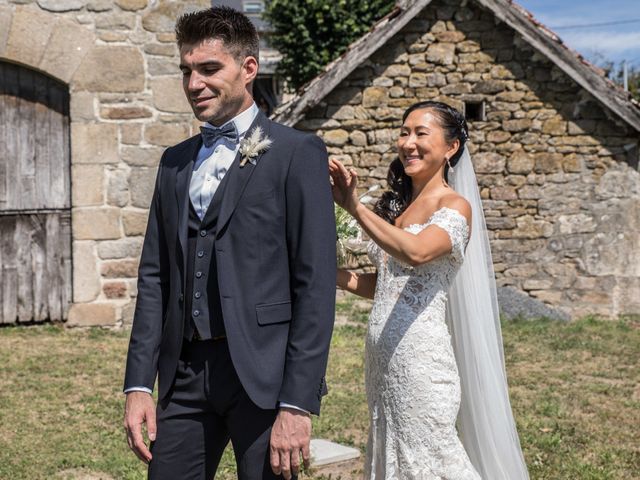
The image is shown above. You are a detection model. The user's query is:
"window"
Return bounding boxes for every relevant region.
[464,101,485,122]
[243,1,264,14]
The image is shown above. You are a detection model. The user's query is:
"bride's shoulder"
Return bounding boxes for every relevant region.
[437,192,472,225]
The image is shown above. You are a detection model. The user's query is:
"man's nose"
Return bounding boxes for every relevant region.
[187,72,204,92]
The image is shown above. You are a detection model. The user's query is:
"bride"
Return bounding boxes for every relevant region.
[331,100,529,479]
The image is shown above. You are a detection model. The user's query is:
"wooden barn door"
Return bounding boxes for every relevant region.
[0,61,72,324]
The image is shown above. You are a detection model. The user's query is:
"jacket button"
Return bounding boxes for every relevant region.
[194,291,201,299]
[200,230,207,237]
[195,271,203,278]
[193,310,200,317]
[197,251,205,258]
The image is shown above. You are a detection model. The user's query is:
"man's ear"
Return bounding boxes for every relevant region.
[242,56,259,86]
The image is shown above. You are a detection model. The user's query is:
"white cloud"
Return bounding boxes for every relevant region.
[517,0,640,28]
[515,0,640,62]
[560,31,640,56]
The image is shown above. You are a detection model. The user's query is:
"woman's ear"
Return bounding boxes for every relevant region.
[447,138,461,160]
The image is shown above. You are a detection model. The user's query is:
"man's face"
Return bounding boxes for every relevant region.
[179,38,257,126]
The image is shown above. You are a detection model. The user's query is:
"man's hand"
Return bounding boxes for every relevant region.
[124,391,156,464]
[270,408,312,479]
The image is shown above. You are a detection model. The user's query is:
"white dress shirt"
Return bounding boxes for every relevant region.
[190,103,259,218]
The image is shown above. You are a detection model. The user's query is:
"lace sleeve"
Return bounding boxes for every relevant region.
[428,207,470,263]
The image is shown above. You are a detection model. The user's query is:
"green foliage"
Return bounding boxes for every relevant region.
[264,0,396,90]
[612,64,640,102]
[335,204,360,266]
[604,62,640,102]
[335,204,359,241]
[590,53,640,102]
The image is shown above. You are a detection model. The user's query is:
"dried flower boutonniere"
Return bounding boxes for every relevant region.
[239,126,273,167]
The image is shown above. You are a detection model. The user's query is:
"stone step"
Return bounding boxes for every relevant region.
[310,438,361,467]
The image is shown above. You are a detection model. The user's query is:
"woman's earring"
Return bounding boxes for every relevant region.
[446,157,453,173]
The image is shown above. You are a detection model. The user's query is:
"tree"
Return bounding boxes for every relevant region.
[589,51,640,102]
[611,63,640,102]
[264,0,396,91]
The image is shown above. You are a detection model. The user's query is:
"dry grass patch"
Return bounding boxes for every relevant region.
[0,304,638,479]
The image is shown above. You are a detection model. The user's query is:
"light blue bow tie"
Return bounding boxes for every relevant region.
[200,123,238,148]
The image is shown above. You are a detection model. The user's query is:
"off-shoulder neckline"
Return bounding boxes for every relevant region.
[400,206,469,231]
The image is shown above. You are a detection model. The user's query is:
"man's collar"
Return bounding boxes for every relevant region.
[205,102,259,137]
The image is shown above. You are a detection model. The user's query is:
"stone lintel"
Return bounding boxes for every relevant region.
[5,5,56,68]
[40,19,95,84]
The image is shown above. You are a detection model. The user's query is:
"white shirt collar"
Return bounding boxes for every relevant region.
[205,102,259,137]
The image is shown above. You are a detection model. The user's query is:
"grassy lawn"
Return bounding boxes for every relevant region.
[0,297,638,479]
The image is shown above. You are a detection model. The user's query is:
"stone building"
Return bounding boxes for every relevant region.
[0,0,212,326]
[273,0,640,319]
[0,0,638,326]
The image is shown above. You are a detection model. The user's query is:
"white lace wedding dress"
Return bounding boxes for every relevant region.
[364,206,480,480]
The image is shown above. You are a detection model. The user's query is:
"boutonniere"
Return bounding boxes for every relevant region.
[239,126,273,167]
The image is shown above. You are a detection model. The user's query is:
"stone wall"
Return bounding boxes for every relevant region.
[0,0,209,326]
[1,0,638,324]
[296,0,640,318]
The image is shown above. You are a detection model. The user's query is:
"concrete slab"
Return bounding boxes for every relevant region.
[310,438,361,467]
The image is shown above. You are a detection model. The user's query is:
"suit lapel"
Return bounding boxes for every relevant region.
[175,136,201,273]
[217,111,271,232]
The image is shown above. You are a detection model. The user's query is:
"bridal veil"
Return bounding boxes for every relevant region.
[445,146,530,479]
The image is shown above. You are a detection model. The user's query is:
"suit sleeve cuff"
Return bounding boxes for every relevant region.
[278,402,310,415]
[124,386,153,395]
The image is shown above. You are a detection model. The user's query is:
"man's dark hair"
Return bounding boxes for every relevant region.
[175,7,259,62]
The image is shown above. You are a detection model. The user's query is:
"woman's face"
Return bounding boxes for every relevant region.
[397,108,457,179]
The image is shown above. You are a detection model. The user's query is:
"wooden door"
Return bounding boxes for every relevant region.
[0,61,71,324]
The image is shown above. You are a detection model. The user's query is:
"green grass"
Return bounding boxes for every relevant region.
[503,315,640,479]
[0,305,638,479]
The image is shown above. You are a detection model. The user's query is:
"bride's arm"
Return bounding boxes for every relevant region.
[330,159,470,267]
[337,269,377,299]
[351,201,468,266]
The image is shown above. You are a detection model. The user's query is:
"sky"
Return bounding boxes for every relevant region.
[516,0,640,70]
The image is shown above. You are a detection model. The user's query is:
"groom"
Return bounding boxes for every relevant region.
[123,7,336,479]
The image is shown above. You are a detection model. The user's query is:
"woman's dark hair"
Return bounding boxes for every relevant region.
[175,7,259,62]
[373,101,469,224]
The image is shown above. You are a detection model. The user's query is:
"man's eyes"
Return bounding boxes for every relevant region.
[180,68,219,75]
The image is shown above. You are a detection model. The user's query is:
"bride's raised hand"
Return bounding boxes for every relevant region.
[329,158,359,215]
